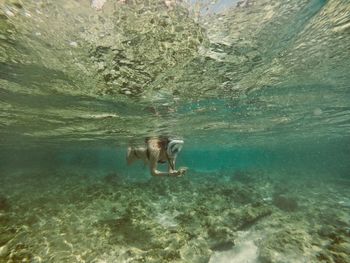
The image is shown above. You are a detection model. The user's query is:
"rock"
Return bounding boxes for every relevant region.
[103,172,122,185]
[0,212,6,221]
[123,90,132,95]
[10,244,33,262]
[220,184,257,204]
[179,240,211,263]
[329,251,349,263]
[272,194,298,212]
[237,204,272,230]
[0,245,9,258]
[210,240,235,251]
[69,41,78,48]
[7,0,23,9]
[258,228,312,263]
[162,250,181,261]
[0,229,13,247]
[91,0,106,10]
[0,196,9,211]
[207,225,235,250]
[5,10,14,17]
[117,248,145,262]
[96,61,106,72]
[318,225,336,238]
[316,251,333,262]
[329,242,350,255]
[233,170,255,183]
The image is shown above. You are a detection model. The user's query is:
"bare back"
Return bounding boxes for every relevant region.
[146,138,168,163]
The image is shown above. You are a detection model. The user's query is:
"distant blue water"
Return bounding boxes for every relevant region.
[1,136,349,181]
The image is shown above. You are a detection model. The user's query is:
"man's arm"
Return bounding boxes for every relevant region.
[149,149,179,176]
[168,158,176,173]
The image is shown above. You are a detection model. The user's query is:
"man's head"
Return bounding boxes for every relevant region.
[167,139,184,158]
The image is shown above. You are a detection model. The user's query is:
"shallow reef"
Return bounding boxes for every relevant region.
[0,168,349,262]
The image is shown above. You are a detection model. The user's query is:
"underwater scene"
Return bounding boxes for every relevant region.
[0,0,350,262]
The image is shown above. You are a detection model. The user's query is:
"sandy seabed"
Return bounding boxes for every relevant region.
[0,168,349,263]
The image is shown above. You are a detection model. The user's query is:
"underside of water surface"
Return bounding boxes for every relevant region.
[0,0,349,262]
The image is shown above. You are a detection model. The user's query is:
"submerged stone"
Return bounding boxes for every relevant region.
[220,184,257,204]
[233,170,255,183]
[8,243,33,262]
[210,240,235,251]
[329,242,350,255]
[103,172,122,185]
[209,233,258,263]
[316,251,333,262]
[0,229,14,247]
[258,228,313,263]
[69,41,78,48]
[233,204,273,230]
[272,194,298,212]
[0,245,9,258]
[0,196,9,211]
[6,0,23,9]
[179,240,211,263]
[91,0,106,10]
[207,225,235,249]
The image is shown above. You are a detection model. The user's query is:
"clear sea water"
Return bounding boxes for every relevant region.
[0,0,349,262]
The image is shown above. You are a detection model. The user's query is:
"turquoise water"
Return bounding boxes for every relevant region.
[1,0,350,262]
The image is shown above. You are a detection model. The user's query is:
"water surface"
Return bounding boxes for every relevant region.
[0,0,349,262]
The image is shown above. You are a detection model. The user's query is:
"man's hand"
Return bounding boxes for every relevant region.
[169,170,181,177]
[169,167,187,177]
